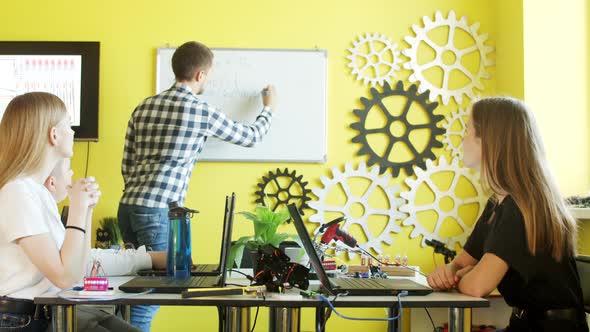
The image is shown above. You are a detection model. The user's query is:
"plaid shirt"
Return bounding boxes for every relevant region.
[120,83,273,208]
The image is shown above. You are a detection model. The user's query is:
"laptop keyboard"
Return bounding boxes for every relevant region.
[194,265,207,272]
[162,277,208,287]
[194,264,218,273]
[339,278,389,289]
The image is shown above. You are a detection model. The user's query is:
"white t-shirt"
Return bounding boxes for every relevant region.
[0,177,152,300]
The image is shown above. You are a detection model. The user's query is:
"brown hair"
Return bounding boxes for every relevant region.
[172,41,214,81]
[0,92,67,189]
[471,97,577,260]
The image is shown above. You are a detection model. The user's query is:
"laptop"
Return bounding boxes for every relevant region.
[287,203,432,296]
[119,194,235,294]
[137,194,234,277]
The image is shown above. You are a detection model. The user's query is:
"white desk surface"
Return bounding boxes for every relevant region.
[35,274,489,309]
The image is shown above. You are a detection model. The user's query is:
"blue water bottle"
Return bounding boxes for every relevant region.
[167,202,199,278]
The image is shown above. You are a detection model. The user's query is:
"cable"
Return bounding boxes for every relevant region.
[224,283,249,287]
[321,292,342,330]
[424,308,437,332]
[228,269,254,281]
[84,141,90,177]
[318,292,405,321]
[248,293,265,332]
[249,306,259,332]
[357,247,428,277]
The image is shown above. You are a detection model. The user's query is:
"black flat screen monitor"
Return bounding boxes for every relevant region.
[0,41,99,141]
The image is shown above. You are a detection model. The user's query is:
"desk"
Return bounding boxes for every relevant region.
[35,277,488,332]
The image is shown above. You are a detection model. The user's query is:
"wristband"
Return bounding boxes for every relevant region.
[65,225,86,234]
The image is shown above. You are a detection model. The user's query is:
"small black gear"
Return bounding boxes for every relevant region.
[350,80,445,176]
[255,168,312,215]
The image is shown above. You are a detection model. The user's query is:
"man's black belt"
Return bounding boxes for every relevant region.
[512,306,582,321]
[0,297,49,320]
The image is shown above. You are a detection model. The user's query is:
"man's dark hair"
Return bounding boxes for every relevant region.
[172,41,214,81]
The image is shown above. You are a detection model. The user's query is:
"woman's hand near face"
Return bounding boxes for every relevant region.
[67,176,100,228]
[68,177,101,209]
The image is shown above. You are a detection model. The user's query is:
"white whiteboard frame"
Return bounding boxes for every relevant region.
[156,47,328,163]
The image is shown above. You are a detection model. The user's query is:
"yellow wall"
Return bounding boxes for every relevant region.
[493,0,524,98]
[2,0,587,330]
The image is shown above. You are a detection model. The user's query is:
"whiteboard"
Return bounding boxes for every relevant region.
[156,48,327,163]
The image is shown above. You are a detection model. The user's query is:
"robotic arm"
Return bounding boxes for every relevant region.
[318,216,358,248]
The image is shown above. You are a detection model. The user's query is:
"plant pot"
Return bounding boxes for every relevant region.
[249,249,261,275]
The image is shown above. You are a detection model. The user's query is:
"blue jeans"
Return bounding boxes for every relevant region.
[118,203,169,332]
[0,313,48,331]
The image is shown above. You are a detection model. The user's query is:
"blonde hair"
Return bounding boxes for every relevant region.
[471,97,577,261]
[0,92,67,189]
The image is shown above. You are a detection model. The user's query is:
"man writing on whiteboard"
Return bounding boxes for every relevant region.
[117,41,276,331]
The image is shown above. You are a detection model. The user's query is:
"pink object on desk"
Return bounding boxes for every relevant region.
[83,277,109,291]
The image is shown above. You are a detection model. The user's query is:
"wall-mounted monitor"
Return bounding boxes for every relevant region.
[0,41,100,141]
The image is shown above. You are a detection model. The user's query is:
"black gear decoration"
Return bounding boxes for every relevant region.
[255,168,312,215]
[350,80,445,176]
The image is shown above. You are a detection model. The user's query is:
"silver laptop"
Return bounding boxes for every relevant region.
[288,203,432,296]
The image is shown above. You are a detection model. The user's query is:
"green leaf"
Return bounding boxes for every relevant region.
[268,233,290,247]
[255,205,274,223]
[286,234,306,260]
[252,220,271,241]
[264,220,280,241]
[228,236,252,271]
[239,210,272,240]
[247,238,265,249]
[274,207,291,223]
[237,211,259,223]
[237,205,296,251]
[228,243,244,271]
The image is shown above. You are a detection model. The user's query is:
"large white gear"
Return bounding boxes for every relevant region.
[347,32,402,87]
[403,10,494,105]
[308,162,407,258]
[400,156,488,248]
[442,107,469,158]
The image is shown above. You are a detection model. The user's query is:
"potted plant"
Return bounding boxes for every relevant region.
[228,204,302,272]
[95,217,124,249]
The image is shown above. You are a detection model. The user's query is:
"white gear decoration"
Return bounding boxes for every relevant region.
[309,162,407,258]
[400,156,487,248]
[347,32,402,87]
[442,107,469,158]
[403,10,495,105]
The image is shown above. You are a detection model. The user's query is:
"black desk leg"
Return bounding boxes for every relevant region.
[120,305,131,323]
[388,306,400,332]
[217,306,226,332]
[315,307,326,332]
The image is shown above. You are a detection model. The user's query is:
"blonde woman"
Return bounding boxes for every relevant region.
[427,97,588,331]
[0,93,141,332]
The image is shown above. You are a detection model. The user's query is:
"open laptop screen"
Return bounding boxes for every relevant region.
[287,203,334,293]
[217,193,235,286]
